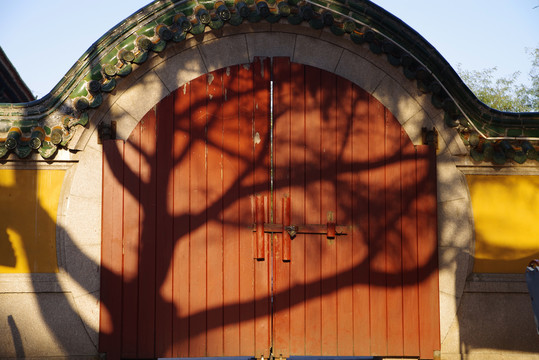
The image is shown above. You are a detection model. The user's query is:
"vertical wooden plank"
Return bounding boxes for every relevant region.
[155,93,175,357]
[206,68,225,356]
[272,57,291,358]
[238,62,256,356]
[335,76,354,355]
[320,69,337,356]
[368,95,387,357]
[401,132,420,356]
[189,73,208,357]
[253,57,271,358]
[121,124,141,358]
[100,140,124,360]
[385,112,404,356]
[138,109,157,358]
[289,61,306,356]
[416,145,440,359]
[351,85,371,355]
[222,65,241,356]
[172,84,191,357]
[304,64,322,355]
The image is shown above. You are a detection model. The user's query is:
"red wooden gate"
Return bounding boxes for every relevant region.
[100,57,440,359]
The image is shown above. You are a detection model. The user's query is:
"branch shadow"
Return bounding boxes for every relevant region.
[98,59,441,358]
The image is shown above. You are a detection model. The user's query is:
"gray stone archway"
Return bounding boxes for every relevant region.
[58,24,473,353]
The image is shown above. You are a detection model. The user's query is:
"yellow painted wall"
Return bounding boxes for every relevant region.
[0,169,65,273]
[467,175,539,273]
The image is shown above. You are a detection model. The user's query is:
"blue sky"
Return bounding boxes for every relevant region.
[0,0,537,99]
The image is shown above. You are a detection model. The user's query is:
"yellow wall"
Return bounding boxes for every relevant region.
[0,169,65,273]
[467,175,539,273]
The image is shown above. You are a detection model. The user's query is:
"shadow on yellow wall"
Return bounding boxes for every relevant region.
[0,169,64,273]
[467,175,539,273]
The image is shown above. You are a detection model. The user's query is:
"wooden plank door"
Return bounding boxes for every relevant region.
[101,57,439,360]
[271,58,440,359]
[100,59,272,359]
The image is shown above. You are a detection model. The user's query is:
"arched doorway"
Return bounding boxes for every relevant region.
[100,57,439,359]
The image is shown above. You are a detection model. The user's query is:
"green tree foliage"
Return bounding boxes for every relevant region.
[457,48,539,112]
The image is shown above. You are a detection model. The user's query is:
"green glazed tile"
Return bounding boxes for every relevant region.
[266,14,282,23]
[39,143,58,159]
[90,93,103,108]
[522,129,539,138]
[190,22,206,34]
[101,78,117,92]
[133,51,149,64]
[328,3,348,14]
[330,25,345,36]
[210,18,225,29]
[15,145,32,159]
[90,66,104,81]
[76,113,89,127]
[200,1,214,10]
[101,51,119,66]
[152,40,167,52]
[506,128,522,137]
[229,13,244,25]
[485,125,505,137]
[287,14,302,25]
[350,32,366,44]
[513,151,527,164]
[348,1,365,12]
[492,151,506,165]
[71,82,89,98]
[173,31,187,42]
[470,148,484,162]
[139,26,156,38]
[309,18,324,29]
[248,12,262,22]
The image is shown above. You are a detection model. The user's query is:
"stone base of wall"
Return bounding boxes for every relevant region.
[442,274,539,359]
[0,291,97,358]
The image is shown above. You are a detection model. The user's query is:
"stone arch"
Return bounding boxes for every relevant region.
[59,22,473,351]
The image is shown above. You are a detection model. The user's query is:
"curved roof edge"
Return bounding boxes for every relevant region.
[0,0,537,164]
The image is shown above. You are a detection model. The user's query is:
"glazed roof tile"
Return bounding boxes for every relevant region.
[0,0,537,163]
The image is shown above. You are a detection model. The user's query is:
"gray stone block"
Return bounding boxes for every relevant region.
[72,290,100,349]
[116,70,170,122]
[66,146,102,200]
[245,32,295,62]
[293,35,343,73]
[63,242,101,296]
[450,292,539,356]
[154,47,208,94]
[0,293,97,357]
[372,75,422,125]
[335,49,385,94]
[199,34,250,72]
[438,198,473,249]
[439,246,471,298]
[63,194,102,247]
[401,110,435,145]
[439,291,460,345]
[436,152,469,203]
[103,103,139,141]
